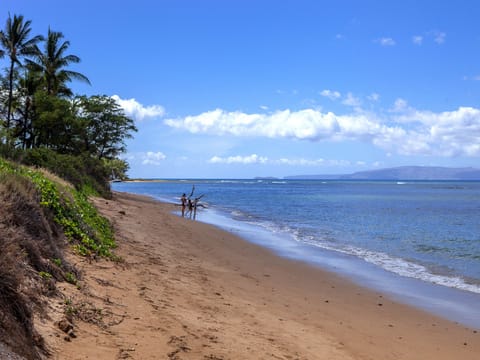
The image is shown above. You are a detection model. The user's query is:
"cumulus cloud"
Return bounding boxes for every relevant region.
[166,108,340,141]
[375,37,396,46]
[208,155,357,167]
[392,107,480,156]
[209,154,268,164]
[112,95,165,121]
[412,35,423,45]
[276,158,325,166]
[413,31,446,46]
[165,103,480,158]
[433,31,446,44]
[320,89,341,100]
[390,98,412,113]
[141,151,167,165]
[165,107,398,145]
[342,93,362,107]
[275,158,351,166]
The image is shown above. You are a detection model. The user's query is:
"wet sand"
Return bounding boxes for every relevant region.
[46,191,479,359]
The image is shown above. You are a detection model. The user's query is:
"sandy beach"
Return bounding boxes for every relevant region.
[44,191,479,359]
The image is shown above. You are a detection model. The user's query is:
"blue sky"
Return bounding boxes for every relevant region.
[3,0,480,178]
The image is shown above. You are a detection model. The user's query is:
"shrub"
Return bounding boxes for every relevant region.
[22,148,112,198]
[0,157,116,258]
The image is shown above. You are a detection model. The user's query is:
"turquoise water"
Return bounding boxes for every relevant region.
[112,179,480,327]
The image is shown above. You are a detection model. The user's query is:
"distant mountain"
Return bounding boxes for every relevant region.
[284,166,480,180]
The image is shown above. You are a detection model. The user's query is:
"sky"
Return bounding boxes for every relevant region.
[2,0,480,178]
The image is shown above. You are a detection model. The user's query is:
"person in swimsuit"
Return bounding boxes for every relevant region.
[180,193,187,217]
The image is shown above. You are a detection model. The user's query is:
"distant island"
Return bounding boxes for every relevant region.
[284,166,480,181]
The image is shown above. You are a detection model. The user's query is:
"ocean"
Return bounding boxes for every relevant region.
[112,179,480,328]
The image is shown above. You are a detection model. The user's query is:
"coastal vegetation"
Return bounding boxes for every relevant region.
[0,13,137,185]
[0,13,136,358]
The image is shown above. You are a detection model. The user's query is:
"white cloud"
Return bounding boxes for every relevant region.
[165,104,480,158]
[112,95,165,121]
[208,155,357,168]
[391,107,480,156]
[375,37,396,46]
[367,93,380,102]
[209,154,268,164]
[462,75,480,81]
[165,107,394,144]
[276,158,325,166]
[342,92,362,107]
[320,89,341,100]
[433,31,446,44]
[141,151,167,165]
[275,158,351,167]
[391,98,410,113]
[412,35,423,45]
[414,31,446,46]
[166,109,340,141]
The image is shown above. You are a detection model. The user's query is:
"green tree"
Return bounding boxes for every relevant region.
[13,69,44,149]
[32,90,75,151]
[74,95,137,159]
[0,14,43,142]
[103,158,130,180]
[27,28,90,97]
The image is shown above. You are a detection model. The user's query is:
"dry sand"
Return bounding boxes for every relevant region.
[43,191,479,359]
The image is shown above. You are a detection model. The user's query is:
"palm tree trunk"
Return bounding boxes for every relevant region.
[6,59,15,145]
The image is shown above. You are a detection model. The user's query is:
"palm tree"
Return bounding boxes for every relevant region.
[27,28,90,97]
[15,68,44,149]
[0,14,43,142]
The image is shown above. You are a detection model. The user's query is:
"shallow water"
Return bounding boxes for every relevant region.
[112,179,480,328]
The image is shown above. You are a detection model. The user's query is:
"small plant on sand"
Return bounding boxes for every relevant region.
[65,272,77,285]
[65,304,78,318]
[39,271,52,280]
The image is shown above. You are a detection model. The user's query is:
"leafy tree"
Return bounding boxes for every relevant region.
[31,90,75,151]
[74,95,137,159]
[26,28,90,97]
[0,14,43,142]
[0,13,138,193]
[103,157,130,180]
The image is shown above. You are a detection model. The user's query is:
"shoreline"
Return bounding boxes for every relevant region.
[53,191,479,359]
[195,204,480,329]
[112,178,480,310]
